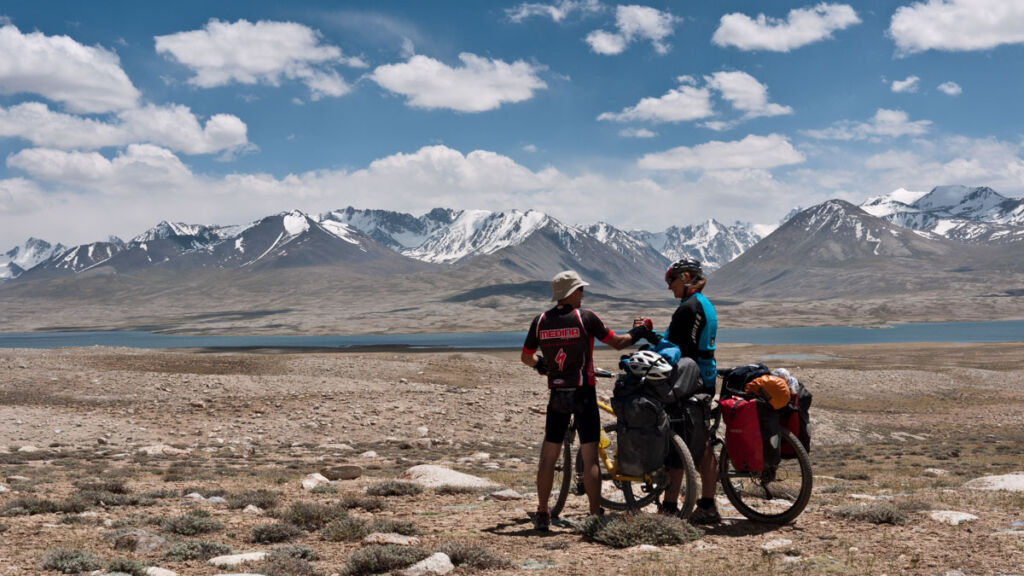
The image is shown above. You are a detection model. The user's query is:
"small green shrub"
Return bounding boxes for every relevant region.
[278,502,347,531]
[581,513,703,548]
[834,472,871,481]
[1,497,60,516]
[161,509,224,535]
[321,516,369,542]
[140,488,179,500]
[164,539,232,561]
[437,541,511,570]
[342,545,430,576]
[252,521,304,543]
[41,548,102,573]
[434,485,485,495]
[371,519,421,536]
[309,484,338,495]
[365,481,423,497]
[75,479,130,494]
[828,502,909,525]
[0,522,8,533]
[227,488,281,510]
[337,495,385,512]
[273,545,319,561]
[75,489,154,508]
[106,557,148,576]
[895,499,934,512]
[262,548,322,576]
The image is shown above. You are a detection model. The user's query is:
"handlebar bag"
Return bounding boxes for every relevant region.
[721,363,770,398]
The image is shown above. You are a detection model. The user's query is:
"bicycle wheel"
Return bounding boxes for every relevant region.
[548,418,575,518]
[718,429,813,524]
[591,425,697,516]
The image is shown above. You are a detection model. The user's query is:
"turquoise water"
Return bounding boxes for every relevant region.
[0,320,1021,349]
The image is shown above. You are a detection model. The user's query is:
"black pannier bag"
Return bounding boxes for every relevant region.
[721,362,770,397]
[780,380,813,458]
[612,375,669,477]
[673,394,711,466]
[758,400,782,471]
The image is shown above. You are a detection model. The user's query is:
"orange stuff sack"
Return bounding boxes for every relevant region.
[745,375,791,410]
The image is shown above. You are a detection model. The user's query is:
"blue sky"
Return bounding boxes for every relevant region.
[1,0,1023,248]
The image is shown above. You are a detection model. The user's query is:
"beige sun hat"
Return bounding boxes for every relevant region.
[551,270,589,301]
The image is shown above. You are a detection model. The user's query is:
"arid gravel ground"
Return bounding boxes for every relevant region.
[1,342,1022,575]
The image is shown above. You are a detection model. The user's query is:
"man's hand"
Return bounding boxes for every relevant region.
[644,326,661,345]
[534,356,548,375]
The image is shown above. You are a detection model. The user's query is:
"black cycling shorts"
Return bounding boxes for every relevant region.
[544,386,600,445]
[666,395,711,469]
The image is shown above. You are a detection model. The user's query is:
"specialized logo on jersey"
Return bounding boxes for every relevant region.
[555,348,567,370]
[539,327,580,340]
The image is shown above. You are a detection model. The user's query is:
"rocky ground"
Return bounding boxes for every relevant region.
[1,342,1022,575]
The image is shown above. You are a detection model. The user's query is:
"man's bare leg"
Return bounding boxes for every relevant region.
[536,440,563,513]
[578,441,602,515]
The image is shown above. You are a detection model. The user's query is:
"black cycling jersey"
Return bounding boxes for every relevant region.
[523,304,614,389]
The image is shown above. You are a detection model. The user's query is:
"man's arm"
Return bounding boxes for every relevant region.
[521,350,542,368]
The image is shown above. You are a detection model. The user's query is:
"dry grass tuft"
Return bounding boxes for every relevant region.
[581,513,703,548]
[341,544,431,576]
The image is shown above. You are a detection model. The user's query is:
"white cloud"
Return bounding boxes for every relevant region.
[804,108,932,140]
[937,81,962,95]
[598,79,713,123]
[598,71,789,126]
[889,0,1024,54]
[369,53,546,112]
[637,133,806,171]
[0,24,139,113]
[507,0,602,23]
[863,136,1024,195]
[712,3,860,52]
[154,19,353,98]
[522,144,538,152]
[705,71,793,118]
[0,178,44,215]
[619,128,657,138]
[7,145,193,190]
[0,102,249,155]
[586,5,678,55]
[891,75,920,93]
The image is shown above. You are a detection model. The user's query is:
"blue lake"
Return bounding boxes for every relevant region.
[0,320,1021,349]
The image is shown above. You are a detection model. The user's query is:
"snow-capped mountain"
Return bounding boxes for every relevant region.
[710,199,967,298]
[861,186,1024,244]
[629,219,762,272]
[319,207,455,252]
[0,238,66,280]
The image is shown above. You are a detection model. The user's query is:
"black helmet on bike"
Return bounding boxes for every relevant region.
[665,257,703,284]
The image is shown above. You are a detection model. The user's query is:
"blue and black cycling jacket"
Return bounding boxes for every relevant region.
[660,292,718,390]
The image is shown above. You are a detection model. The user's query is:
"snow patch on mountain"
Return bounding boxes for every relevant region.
[630,219,761,272]
[1,237,67,279]
[407,209,550,263]
[861,186,1024,244]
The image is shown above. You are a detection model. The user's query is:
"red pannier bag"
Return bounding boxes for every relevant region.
[780,382,812,458]
[720,397,763,472]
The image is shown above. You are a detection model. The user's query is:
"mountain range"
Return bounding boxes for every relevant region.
[2,185,1022,304]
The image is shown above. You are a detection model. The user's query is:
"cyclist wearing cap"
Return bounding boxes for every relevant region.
[522,270,648,531]
[636,258,721,523]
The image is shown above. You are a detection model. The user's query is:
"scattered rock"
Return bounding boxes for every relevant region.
[208,551,267,567]
[6,475,30,482]
[0,484,7,493]
[923,468,948,477]
[362,532,422,546]
[400,465,501,490]
[138,444,189,456]
[488,489,525,501]
[627,544,660,552]
[301,472,331,491]
[183,492,206,501]
[761,538,798,555]
[145,567,177,576]
[242,504,263,515]
[16,445,39,453]
[320,465,363,481]
[416,426,429,438]
[930,511,978,526]
[963,472,1024,492]
[114,529,169,554]
[359,450,378,458]
[206,496,228,505]
[400,552,454,576]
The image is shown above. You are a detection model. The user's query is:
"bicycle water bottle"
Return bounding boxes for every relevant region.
[599,429,611,450]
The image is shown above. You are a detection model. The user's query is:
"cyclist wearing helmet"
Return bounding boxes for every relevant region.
[636,257,720,523]
[522,270,648,531]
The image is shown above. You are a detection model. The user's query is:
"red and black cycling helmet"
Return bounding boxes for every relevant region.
[664,257,703,284]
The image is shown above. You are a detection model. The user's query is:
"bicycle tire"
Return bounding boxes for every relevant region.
[718,428,813,524]
[548,417,575,518]
[591,427,698,516]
